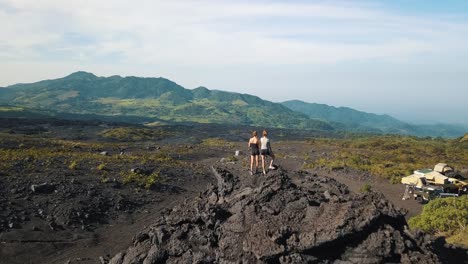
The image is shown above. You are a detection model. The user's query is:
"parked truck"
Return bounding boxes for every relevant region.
[401,163,465,203]
[401,175,449,203]
[401,182,443,203]
[414,163,468,194]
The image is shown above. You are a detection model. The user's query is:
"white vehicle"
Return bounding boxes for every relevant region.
[401,163,467,197]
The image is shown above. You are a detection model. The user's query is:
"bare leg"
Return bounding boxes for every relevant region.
[250,155,254,174]
[269,154,275,168]
[261,155,266,174]
[255,155,259,173]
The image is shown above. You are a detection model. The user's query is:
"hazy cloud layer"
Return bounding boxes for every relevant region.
[1,0,467,123]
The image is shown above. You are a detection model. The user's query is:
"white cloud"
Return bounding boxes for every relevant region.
[1,0,468,124]
[1,0,467,68]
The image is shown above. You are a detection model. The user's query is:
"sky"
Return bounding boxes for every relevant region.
[0,0,467,124]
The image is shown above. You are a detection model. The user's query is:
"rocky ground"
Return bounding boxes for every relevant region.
[105,164,466,263]
[0,118,466,264]
[0,119,219,264]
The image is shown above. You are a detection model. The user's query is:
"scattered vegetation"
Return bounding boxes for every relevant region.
[0,106,24,111]
[99,127,168,141]
[408,196,468,247]
[302,135,468,182]
[1,119,467,252]
[201,138,235,148]
[0,131,185,190]
[122,171,163,189]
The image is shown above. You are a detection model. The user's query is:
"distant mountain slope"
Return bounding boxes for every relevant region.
[282,100,403,128]
[0,105,52,119]
[0,72,332,130]
[282,100,466,137]
[1,72,465,137]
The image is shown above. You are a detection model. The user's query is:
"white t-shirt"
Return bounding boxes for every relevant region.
[260,137,269,150]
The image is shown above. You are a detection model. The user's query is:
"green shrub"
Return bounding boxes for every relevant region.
[101,177,110,183]
[408,196,467,246]
[225,156,238,162]
[69,160,78,170]
[121,171,162,189]
[389,175,401,184]
[144,172,161,189]
[359,183,372,193]
[97,163,107,171]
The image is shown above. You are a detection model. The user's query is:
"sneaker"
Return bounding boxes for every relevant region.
[269,165,275,170]
[249,170,253,175]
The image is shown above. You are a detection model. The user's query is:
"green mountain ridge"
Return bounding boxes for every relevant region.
[0,71,465,137]
[0,72,332,131]
[282,100,402,126]
[281,100,467,137]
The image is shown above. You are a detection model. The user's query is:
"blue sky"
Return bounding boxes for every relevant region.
[0,0,467,124]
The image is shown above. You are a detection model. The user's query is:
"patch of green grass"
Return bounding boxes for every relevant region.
[69,160,78,170]
[359,183,372,193]
[232,99,248,106]
[95,98,163,108]
[99,127,167,141]
[121,171,162,189]
[97,163,107,171]
[101,175,108,182]
[0,106,24,111]
[0,133,183,181]
[225,156,238,162]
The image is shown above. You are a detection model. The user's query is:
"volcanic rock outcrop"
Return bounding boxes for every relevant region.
[107,166,466,264]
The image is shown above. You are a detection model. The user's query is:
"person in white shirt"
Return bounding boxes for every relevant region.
[260,130,275,175]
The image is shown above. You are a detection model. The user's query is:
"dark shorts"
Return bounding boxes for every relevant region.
[261,149,272,156]
[251,147,259,156]
[250,148,260,156]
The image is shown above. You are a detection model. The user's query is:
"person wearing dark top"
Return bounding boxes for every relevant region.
[248,131,260,175]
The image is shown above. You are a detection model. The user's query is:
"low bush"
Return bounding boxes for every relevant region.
[359,183,372,193]
[69,160,78,170]
[408,196,467,246]
[97,163,107,171]
[121,171,162,189]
